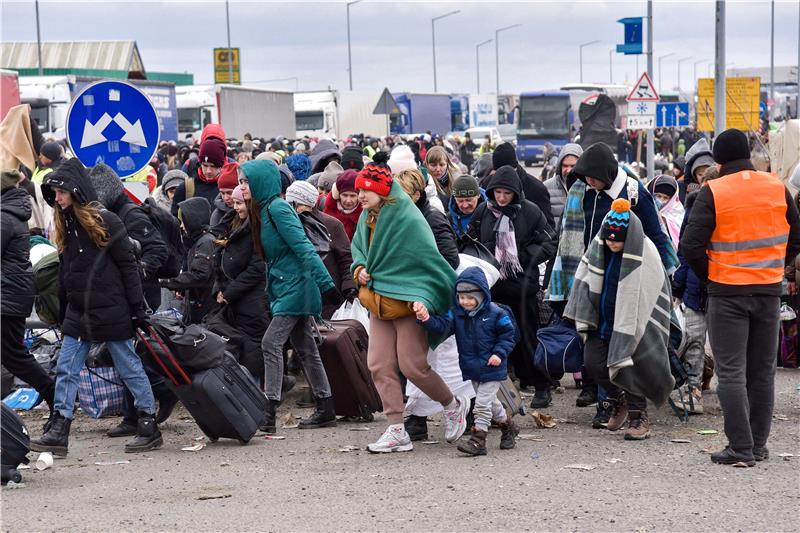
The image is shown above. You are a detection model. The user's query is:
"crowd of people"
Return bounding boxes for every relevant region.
[2,114,799,465]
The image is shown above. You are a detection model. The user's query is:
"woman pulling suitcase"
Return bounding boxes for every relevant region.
[31,159,161,456]
[238,159,342,434]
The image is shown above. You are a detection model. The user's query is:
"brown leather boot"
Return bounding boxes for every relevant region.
[606,394,628,431]
[498,419,519,449]
[457,429,487,456]
[624,410,651,440]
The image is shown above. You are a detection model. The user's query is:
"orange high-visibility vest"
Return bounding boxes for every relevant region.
[706,170,790,285]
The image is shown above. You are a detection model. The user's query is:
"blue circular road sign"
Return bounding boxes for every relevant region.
[66,80,160,178]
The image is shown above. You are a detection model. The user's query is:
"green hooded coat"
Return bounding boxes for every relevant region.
[241,160,334,317]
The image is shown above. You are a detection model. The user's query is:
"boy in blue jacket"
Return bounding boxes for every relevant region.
[413,267,519,456]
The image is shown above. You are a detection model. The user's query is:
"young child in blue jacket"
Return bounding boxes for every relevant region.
[413,266,519,456]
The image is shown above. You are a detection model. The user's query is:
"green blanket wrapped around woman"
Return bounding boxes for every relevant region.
[351,180,456,318]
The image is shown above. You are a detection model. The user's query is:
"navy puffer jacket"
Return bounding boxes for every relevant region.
[421,267,517,382]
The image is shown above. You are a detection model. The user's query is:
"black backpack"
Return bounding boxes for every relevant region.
[120,199,184,278]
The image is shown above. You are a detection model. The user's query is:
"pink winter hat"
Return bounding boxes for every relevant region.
[232,184,245,203]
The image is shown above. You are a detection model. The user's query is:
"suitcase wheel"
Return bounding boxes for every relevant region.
[1,467,22,485]
[238,439,249,445]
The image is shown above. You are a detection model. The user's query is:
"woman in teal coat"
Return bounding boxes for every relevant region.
[239,159,342,433]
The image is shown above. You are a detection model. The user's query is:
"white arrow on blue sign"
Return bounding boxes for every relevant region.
[656,102,690,128]
[66,80,160,178]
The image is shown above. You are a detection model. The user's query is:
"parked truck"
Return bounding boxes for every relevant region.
[390,93,451,136]
[294,90,388,139]
[177,85,295,141]
[18,75,178,141]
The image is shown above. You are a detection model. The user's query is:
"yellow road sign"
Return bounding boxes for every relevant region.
[214,47,241,84]
[696,77,760,132]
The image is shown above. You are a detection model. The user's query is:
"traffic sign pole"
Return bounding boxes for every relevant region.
[646,0,654,182]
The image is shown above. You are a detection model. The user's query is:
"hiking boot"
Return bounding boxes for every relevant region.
[592,400,612,429]
[404,415,429,442]
[530,387,552,409]
[259,399,278,434]
[457,429,488,456]
[576,386,598,407]
[107,419,138,438]
[367,424,413,453]
[155,395,179,424]
[624,410,651,440]
[753,446,769,462]
[606,395,628,432]
[710,446,755,467]
[124,412,163,453]
[31,412,71,457]
[298,396,337,429]
[498,419,519,450]
[295,388,315,408]
[442,395,469,443]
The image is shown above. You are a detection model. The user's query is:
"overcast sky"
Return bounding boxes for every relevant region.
[2,0,798,94]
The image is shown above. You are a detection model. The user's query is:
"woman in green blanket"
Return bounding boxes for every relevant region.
[350,163,469,454]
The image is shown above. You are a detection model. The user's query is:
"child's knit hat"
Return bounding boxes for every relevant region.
[599,198,631,242]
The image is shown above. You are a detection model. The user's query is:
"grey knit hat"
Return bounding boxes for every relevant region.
[317,161,344,193]
[88,163,124,207]
[285,180,319,208]
[456,280,485,307]
[162,169,187,191]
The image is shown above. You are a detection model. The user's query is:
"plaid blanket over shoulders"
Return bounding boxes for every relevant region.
[563,210,675,406]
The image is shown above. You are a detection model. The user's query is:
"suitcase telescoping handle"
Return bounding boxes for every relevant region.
[135,326,192,386]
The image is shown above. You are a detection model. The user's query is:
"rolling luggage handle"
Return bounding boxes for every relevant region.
[135,326,193,387]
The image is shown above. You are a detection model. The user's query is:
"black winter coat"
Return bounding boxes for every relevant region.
[110,193,168,310]
[468,168,557,291]
[304,209,357,319]
[1,187,36,317]
[170,178,218,217]
[58,208,145,341]
[514,164,556,229]
[213,217,268,338]
[162,197,216,324]
[416,192,460,269]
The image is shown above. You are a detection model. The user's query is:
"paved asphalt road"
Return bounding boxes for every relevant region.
[3,369,798,532]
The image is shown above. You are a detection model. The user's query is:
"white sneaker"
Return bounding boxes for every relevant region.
[443,395,469,443]
[367,424,413,454]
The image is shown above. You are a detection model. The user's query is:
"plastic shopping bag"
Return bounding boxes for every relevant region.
[331,299,370,334]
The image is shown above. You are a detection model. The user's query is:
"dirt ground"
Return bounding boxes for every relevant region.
[3,369,799,532]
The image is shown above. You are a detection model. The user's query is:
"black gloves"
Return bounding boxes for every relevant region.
[343,288,359,303]
[132,308,149,330]
[322,286,345,306]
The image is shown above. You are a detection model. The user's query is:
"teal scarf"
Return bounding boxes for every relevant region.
[547,180,587,301]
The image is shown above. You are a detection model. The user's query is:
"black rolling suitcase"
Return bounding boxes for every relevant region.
[316,319,382,420]
[1,404,30,485]
[136,326,266,444]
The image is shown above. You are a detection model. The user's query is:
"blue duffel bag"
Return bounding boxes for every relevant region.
[534,319,584,379]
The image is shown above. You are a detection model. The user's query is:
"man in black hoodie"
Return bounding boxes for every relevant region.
[1,170,56,420]
[681,129,800,467]
[468,166,557,402]
[161,197,216,325]
[491,142,555,229]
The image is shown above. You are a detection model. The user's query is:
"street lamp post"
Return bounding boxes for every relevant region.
[677,56,692,93]
[609,49,614,83]
[693,59,709,91]
[225,0,234,83]
[476,39,493,93]
[35,0,43,76]
[579,40,601,83]
[657,52,675,93]
[432,10,460,92]
[346,0,361,91]
[495,24,522,95]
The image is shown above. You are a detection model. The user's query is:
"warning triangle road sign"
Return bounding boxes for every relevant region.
[373,88,400,115]
[627,72,659,102]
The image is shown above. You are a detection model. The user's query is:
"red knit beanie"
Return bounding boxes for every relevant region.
[199,137,227,168]
[200,124,226,144]
[217,162,239,190]
[336,169,358,195]
[355,163,393,197]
